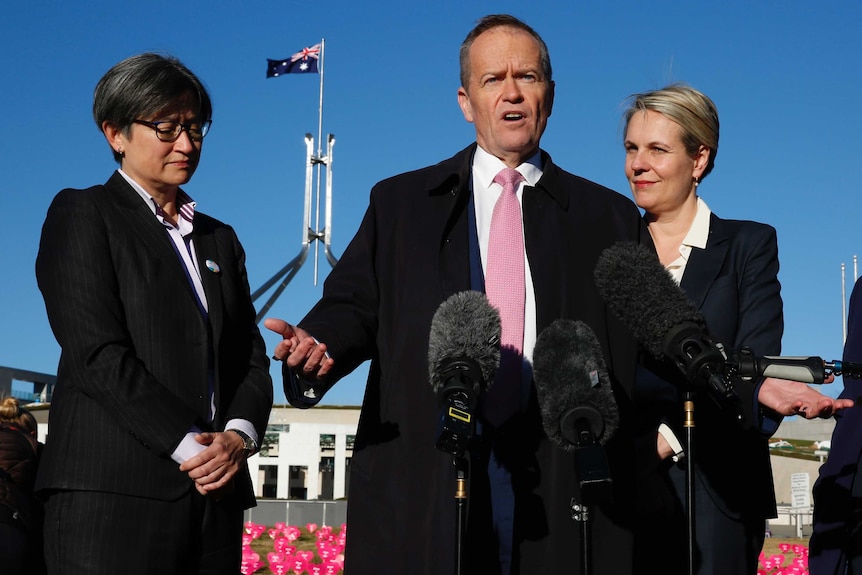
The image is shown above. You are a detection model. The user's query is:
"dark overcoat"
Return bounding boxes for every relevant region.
[295,144,648,574]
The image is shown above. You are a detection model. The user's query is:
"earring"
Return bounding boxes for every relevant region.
[117,148,125,157]
[693,176,700,187]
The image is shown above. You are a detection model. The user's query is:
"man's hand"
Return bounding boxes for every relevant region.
[758,377,854,419]
[264,318,334,381]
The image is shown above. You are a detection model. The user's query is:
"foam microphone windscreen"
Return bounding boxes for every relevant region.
[593,241,707,358]
[533,318,619,449]
[428,290,501,396]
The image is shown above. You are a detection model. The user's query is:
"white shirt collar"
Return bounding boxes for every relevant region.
[682,196,712,250]
[665,196,712,284]
[472,145,542,190]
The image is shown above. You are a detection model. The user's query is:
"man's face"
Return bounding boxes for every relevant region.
[458,26,554,168]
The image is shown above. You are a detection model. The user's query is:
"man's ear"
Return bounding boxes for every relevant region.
[457,87,474,124]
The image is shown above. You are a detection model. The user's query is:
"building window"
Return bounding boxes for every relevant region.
[320,434,335,449]
[261,424,289,457]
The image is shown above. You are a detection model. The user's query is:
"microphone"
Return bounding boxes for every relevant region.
[591,242,848,385]
[826,360,862,379]
[728,348,828,383]
[428,290,501,456]
[533,318,618,504]
[728,349,862,382]
[593,241,742,418]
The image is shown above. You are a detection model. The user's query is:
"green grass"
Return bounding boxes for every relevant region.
[768,437,828,461]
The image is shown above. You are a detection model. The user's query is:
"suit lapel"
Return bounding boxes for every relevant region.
[194,223,223,339]
[108,173,192,286]
[429,146,475,299]
[107,172,213,321]
[680,213,728,308]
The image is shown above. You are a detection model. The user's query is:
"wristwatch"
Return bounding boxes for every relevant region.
[228,429,258,456]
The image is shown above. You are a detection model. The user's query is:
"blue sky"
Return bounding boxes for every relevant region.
[2,1,860,406]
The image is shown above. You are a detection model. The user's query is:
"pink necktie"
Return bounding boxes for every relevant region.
[483,167,526,426]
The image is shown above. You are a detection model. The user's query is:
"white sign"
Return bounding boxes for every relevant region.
[791,472,810,509]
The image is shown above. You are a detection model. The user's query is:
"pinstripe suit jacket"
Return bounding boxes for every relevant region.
[35,171,272,507]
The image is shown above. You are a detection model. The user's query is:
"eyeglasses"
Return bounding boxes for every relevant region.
[132,119,212,142]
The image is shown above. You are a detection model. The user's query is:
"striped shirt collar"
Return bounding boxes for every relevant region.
[117,169,197,236]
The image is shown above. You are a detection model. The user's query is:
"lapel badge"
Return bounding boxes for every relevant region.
[205,259,221,274]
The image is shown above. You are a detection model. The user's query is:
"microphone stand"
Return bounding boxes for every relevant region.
[571,498,592,575]
[565,413,613,575]
[453,453,469,575]
[683,393,695,575]
[434,385,476,575]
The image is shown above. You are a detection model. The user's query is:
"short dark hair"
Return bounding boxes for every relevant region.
[93,53,212,163]
[459,14,552,89]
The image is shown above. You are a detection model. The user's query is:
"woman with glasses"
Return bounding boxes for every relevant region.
[35,53,272,575]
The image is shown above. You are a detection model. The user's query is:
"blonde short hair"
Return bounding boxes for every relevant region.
[623,83,719,181]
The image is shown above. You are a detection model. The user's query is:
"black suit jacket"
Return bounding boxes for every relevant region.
[638,213,782,521]
[293,144,648,574]
[35,172,272,508]
[811,276,862,574]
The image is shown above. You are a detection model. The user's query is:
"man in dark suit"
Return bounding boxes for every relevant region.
[35,53,272,575]
[266,14,648,574]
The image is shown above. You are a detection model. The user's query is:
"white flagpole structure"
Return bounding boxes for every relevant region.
[843,262,848,344]
[252,38,339,323]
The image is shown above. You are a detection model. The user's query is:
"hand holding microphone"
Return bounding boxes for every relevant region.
[593,241,744,418]
[593,241,854,421]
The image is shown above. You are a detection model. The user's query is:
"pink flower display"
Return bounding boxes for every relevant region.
[242,524,346,574]
[757,543,811,575]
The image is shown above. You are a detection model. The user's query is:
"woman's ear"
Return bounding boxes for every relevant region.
[102,121,125,156]
[692,145,710,179]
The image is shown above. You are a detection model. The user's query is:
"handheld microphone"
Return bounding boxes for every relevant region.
[428,291,501,456]
[727,351,862,382]
[533,318,618,504]
[593,241,743,419]
[728,348,828,383]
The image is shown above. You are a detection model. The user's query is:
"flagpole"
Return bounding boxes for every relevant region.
[318,38,325,157]
[312,38,326,283]
[253,39,338,319]
[843,262,847,344]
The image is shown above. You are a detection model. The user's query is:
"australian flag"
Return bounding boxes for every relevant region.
[266,44,321,77]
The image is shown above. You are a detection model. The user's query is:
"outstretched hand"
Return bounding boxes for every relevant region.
[264,318,334,382]
[758,377,854,419]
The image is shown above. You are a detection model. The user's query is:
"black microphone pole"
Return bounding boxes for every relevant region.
[684,394,695,575]
[565,412,611,575]
[428,290,501,575]
[434,378,477,575]
[454,453,468,575]
[533,319,619,575]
